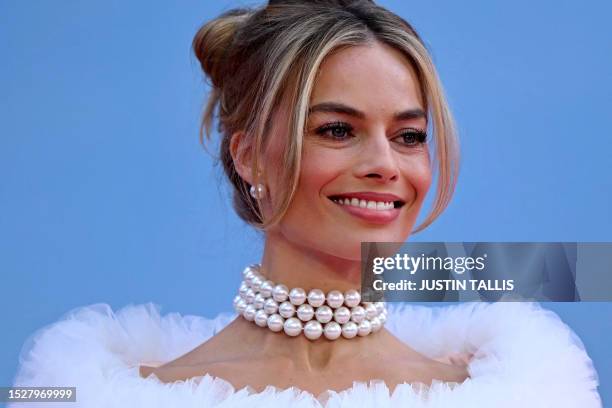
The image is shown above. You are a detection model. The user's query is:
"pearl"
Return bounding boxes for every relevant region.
[344,289,361,308]
[235,298,247,314]
[267,313,284,332]
[365,302,378,320]
[370,316,382,332]
[350,306,366,323]
[341,321,359,339]
[250,183,267,199]
[323,321,342,340]
[251,275,263,291]
[272,284,289,302]
[358,319,372,336]
[289,287,307,306]
[260,280,274,298]
[253,293,265,309]
[235,264,388,340]
[243,304,257,321]
[326,290,344,309]
[304,320,323,340]
[315,305,333,323]
[263,298,279,314]
[333,306,351,324]
[297,304,315,321]
[278,301,296,318]
[242,265,255,279]
[283,317,303,336]
[244,288,256,303]
[239,281,249,297]
[307,289,325,307]
[245,271,256,286]
[254,310,268,327]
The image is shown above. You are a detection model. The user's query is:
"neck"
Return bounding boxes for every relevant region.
[231,314,392,372]
[260,230,362,292]
[230,229,389,371]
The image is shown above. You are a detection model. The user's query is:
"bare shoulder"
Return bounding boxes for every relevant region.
[396,355,470,384]
[138,348,213,381]
[139,360,230,384]
[139,317,246,382]
[138,323,470,389]
[138,345,231,383]
[372,330,471,386]
[139,356,282,392]
[139,328,260,384]
[357,351,469,391]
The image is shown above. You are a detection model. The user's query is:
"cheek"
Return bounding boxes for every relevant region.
[297,145,345,197]
[401,155,432,203]
[264,144,339,225]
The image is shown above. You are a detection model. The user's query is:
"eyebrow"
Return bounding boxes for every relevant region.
[308,101,427,122]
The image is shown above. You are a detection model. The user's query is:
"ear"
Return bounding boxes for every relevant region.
[229,131,255,184]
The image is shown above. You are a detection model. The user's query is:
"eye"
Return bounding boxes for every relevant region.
[393,129,428,146]
[313,122,428,147]
[314,121,354,140]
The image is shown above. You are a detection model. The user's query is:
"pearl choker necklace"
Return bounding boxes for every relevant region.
[233,264,387,340]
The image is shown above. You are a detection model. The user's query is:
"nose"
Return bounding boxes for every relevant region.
[354,130,399,183]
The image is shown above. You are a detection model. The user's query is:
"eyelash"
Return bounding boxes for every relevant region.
[314,121,428,146]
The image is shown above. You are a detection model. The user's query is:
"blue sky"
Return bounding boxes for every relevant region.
[1,0,610,399]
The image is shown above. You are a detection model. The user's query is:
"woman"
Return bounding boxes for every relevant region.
[10,0,601,406]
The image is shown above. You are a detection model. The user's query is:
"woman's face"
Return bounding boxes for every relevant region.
[266,40,432,261]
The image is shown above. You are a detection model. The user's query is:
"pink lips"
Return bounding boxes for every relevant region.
[328,192,405,225]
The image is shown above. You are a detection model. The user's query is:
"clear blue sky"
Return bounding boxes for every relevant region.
[1,0,610,401]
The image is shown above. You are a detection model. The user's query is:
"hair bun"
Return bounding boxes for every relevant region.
[268,0,374,6]
[192,8,252,88]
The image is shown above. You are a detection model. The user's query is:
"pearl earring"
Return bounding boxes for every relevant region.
[249,183,267,199]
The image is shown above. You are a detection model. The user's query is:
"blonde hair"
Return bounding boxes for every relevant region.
[192,0,460,233]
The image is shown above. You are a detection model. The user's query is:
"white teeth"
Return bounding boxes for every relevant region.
[331,197,395,211]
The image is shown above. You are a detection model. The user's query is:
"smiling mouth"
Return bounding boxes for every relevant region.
[327,195,405,210]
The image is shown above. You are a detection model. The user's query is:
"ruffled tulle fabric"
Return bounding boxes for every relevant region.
[10,301,602,407]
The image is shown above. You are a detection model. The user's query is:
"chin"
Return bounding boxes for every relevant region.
[323,233,404,262]
[341,225,410,244]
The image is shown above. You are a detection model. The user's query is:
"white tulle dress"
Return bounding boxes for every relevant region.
[10,301,602,407]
